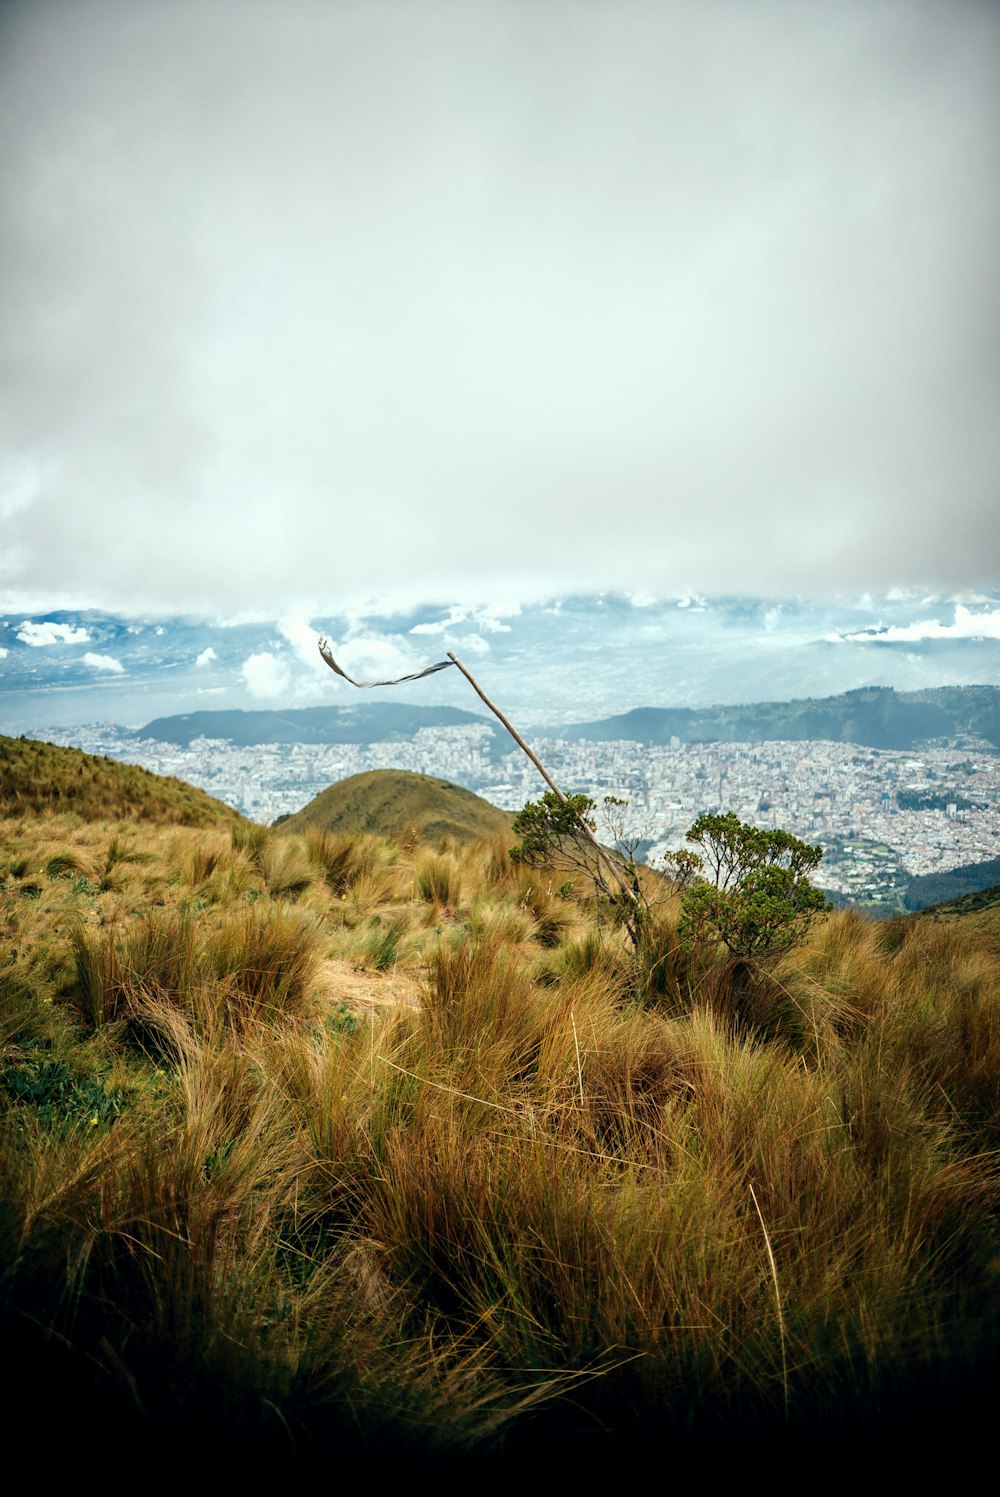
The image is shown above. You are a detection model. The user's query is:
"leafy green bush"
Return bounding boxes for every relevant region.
[678,813,828,959]
[511,791,652,949]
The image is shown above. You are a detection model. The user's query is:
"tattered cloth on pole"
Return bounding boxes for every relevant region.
[317,636,455,689]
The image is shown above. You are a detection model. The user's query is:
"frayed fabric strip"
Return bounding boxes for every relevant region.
[317,636,454,689]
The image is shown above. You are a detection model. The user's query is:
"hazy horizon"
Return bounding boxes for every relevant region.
[3,588,998,734]
[2,0,998,638]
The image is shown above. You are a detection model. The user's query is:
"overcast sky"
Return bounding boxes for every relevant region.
[1,0,998,620]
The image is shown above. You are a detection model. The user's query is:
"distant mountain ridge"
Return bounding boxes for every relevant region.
[548,685,1000,751]
[134,702,490,748]
[134,684,1000,753]
[918,880,1000,929]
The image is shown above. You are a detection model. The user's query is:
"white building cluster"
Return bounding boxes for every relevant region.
[39,722,1000,903]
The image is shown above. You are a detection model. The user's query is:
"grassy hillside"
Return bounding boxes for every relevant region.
[0,734,241,826]
[2,798,999,1470]
[275,767,512,844]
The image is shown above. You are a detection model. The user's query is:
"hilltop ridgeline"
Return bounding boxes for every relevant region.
[134,702,490,748]
[274,768,513,844]
[552,684,1000,751]
[0,734,242,826]
[133,685,1000,754]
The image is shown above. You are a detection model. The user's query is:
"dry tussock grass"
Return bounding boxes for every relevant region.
[2,810,999,1464]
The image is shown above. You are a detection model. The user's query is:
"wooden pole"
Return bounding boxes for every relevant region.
[446,651,638,905]
[446,652,569,804]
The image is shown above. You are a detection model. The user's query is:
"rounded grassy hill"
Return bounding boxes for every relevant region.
[275,768,512,844]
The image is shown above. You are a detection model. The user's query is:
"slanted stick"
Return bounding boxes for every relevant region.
[446,651,637,905]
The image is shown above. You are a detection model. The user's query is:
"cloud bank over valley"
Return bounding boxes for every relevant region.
[1,0,997,623]
[2,592,999,733]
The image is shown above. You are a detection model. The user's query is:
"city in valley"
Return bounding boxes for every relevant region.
[37,720,1000,907]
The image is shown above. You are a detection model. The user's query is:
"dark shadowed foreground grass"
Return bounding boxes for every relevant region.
[1,815,998,1473]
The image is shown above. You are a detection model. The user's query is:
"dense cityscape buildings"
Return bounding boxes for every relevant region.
[36,720,1000,905]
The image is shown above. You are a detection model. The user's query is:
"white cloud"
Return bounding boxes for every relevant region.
[241,651,290,698]
[950,589,996,606]
[452,634,490,656]
[1,3,998,614]
[834,604,1000,644]
[480,603,520,631]
[334,632,423,684]
[278,615,328,672]
[195,646,217,667]
[16,620,90,646]
[411,604,515,638]
[411,607,469,636]
[0,647,8,659]
[82,651,124,673]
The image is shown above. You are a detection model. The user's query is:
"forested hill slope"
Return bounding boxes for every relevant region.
[134,703,488,748]
[552,684,1000,750]
[131,686,1000,754]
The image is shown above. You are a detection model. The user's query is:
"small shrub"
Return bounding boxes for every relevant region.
[678,814,829,960]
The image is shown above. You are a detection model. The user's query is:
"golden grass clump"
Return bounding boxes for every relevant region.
[69,904,319,1031]
[412,849,463,911]
[2,802,1000,1466]
[305,827,384,893]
